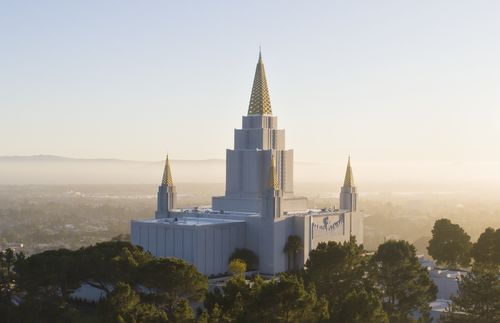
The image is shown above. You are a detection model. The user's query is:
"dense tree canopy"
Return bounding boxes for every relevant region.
[246,274,328,323]
[427,218,472,268]
[74,240,154,295]
[139,257,207,302]
[305,237,377,320]
[205,273,328,323]
[441,264,500,323]
[15,249,80,298]
[205,274,251,321]
[304,237,391,322]
[334,288,389,323]
[471,227,500,267]
[100,282,169,323]
[7,241,208,322]
[371,240,437,322]
[1,236,450,322]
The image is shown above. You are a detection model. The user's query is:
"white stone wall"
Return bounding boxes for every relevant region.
[131,220,246,276]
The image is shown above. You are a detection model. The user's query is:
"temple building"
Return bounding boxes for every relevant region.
[131,52,363,275]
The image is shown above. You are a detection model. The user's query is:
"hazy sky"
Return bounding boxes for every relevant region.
[1,1,499,164]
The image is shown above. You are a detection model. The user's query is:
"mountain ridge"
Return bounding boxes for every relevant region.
[0,155,225,164]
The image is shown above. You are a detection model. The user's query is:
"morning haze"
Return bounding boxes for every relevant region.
[2,1,499,171]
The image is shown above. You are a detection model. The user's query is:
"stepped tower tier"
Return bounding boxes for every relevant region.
[212,53,307,214]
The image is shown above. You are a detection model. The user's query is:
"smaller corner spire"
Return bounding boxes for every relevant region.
[162,155,174,186]
[343,156,354,187]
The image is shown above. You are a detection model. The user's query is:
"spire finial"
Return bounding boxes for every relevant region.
[343,156,354,187]
[248,50,272,116]
[162,155,174,186]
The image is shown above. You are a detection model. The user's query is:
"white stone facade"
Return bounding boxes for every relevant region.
[131,53,364,276]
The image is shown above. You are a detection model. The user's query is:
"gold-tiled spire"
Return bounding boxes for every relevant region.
[161,155,174,186]
[268,154,279,191]
[248,51,272,115]
[343,156,354,187]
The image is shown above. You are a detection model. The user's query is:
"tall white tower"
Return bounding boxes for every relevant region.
[155,155,177,219]
[339,157,358,212]
[212,51,307,215]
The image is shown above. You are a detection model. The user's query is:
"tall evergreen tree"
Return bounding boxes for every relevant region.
[371,240,437,322]
[471,227,500,267]
[427,218,472,268]
[305,237,374,320]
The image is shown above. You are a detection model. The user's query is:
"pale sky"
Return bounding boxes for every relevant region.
[1,1,499,164]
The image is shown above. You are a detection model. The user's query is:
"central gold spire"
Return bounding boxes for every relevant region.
[343,156,355,187]
[248,51,272,115]
[161,155,174,186]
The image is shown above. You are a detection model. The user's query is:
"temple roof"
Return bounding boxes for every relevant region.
[248,51,272,115]
[343,156,355,187]
[161,155,174,186]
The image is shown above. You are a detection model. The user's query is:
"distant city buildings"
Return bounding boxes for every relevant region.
[131,52,363,275]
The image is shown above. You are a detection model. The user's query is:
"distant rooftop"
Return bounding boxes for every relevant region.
[169,207,260,218]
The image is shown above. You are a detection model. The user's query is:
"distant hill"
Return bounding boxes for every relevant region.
[0,155,345,185]
[2,155,500,194]
[0,155,227,185]
[0,155,223,164]
[0,155,351,186]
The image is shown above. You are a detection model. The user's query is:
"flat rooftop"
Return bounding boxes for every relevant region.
[133,207,350,227]
[170,207,347,217]
[170,207,259,217]
[133,216,246,226]
[286,208,347,216]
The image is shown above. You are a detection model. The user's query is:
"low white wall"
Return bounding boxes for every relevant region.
[131,220,246,276]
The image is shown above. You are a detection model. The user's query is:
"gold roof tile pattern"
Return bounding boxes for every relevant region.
[268,154,280,191]
[248,52,272,116]
[162,155,174,186]
[343,156,355,187]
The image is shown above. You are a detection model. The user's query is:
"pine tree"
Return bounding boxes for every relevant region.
[427,218,472,268]
[371,240,437,322]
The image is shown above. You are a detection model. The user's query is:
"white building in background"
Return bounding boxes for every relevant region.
[131,52,363,276]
